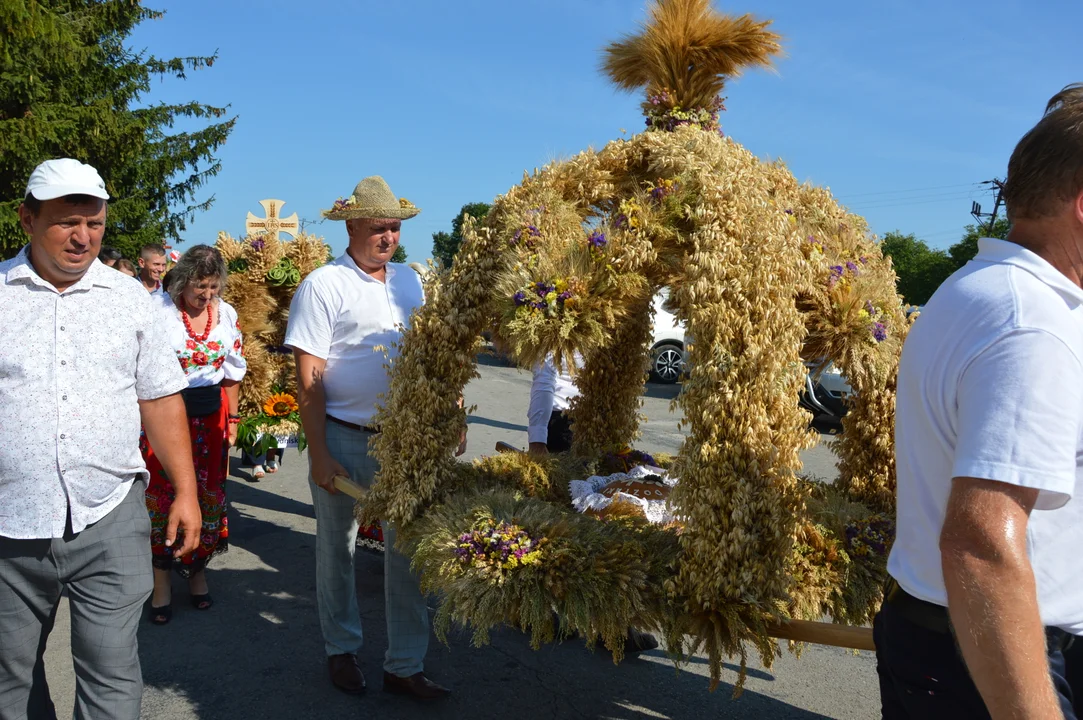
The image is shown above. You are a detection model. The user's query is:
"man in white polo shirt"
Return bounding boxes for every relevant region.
[875,84,1083,718]
[285,176,456,701]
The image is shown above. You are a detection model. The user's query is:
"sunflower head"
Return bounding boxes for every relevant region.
[263,393,299,417]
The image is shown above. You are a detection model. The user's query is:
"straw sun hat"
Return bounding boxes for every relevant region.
[322,176,420,221]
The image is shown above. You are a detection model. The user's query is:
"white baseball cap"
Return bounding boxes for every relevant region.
[24,158,109,201]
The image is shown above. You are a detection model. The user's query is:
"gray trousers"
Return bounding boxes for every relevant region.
[0,482,152,720]
[311,422,430,676]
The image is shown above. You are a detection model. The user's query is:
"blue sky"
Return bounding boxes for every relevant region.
[128,0,1083,260]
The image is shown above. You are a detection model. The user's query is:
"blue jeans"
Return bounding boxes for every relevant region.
[874,597,1076,719]
[309,422,429,677]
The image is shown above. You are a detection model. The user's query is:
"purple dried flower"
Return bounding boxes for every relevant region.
[872,322,888,342]
[527,225,540,237]
[846,261,860,274]
[513,291,527,306]
[827,265,844,288]
[250,239,265,251]
[588,230,607,248]
[785,209,794,215]
[558,290,572,301]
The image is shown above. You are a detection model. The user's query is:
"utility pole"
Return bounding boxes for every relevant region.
[970,178,1004,235]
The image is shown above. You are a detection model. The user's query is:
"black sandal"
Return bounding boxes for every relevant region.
[190,593,214,611]
[149,603,172,625]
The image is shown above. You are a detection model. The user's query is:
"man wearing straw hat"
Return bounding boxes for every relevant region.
[285,176,455,700]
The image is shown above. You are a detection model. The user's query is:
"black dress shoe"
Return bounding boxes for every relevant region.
[382,671,451,700]
[624,627,659,654]
[328,654,366,694]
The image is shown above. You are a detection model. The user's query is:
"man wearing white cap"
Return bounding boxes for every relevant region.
[0,158,201,720]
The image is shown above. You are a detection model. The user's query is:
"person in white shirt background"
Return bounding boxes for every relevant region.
[140,245,247,625]
[527,354,582,455]
[0,158,199,720]
[285,176,462,701]
[875,83,1083,719]
[525,352,659,654]
[137,242,167,295]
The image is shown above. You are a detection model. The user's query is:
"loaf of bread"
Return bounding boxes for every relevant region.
[599,474,670,501]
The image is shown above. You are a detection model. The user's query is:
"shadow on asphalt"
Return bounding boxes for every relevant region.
[476,350,516,368]
[466,415,529,433]
[642,381,682,401]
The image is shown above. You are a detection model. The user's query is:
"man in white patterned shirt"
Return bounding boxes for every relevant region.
[0,158,201,720]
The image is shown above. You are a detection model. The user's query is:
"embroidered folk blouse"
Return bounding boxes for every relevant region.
[154,294,247,387]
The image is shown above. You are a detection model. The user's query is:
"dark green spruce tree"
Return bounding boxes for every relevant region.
[0,0,236,258]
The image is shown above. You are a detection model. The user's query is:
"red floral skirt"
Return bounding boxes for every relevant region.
[357,522,384,551]
[140,389,229,576]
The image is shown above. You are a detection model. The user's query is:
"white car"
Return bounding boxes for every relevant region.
[801,361,852,432]
[649,289,689,384]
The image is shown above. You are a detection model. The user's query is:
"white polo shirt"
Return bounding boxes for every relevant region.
[284,254,424,427]
[889,238,1083,634]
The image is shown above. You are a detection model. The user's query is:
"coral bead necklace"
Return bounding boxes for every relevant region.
[181,302,214,343]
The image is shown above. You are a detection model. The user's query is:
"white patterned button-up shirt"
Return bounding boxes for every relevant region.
[0,248,188,539]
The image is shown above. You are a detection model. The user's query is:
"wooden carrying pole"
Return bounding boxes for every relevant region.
[765,619,875,651]
[332,474,365,500]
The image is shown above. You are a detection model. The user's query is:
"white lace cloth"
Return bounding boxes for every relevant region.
[569,465,679,524]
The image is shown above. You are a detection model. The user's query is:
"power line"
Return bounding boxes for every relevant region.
[848,193,983,211]
[839,182,983,200]
[847,188,983,207]
[911,228,967,240]
[970,179,1004,235]
[849,193,978,210]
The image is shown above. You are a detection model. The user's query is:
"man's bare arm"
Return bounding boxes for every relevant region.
[139,393,201,556]
[940,477,1060,719]
[293,349,347,492]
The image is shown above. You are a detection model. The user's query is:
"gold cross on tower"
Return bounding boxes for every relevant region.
[245,199,300,241]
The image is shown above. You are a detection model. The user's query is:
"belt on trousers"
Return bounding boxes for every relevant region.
[325,414,380,434]
[884,576,1071,651]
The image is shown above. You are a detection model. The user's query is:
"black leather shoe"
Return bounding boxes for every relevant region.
[624,627,659,653]
[328,654,366,694]
[382,672,451,700]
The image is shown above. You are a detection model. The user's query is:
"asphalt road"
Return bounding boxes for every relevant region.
[40,358,878,719]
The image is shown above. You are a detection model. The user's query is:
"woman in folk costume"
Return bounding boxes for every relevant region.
[141,244,246,624]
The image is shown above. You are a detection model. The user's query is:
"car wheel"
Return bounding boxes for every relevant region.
[650,344,683,384]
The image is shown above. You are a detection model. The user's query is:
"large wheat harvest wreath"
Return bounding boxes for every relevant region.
[359,0,908,692]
